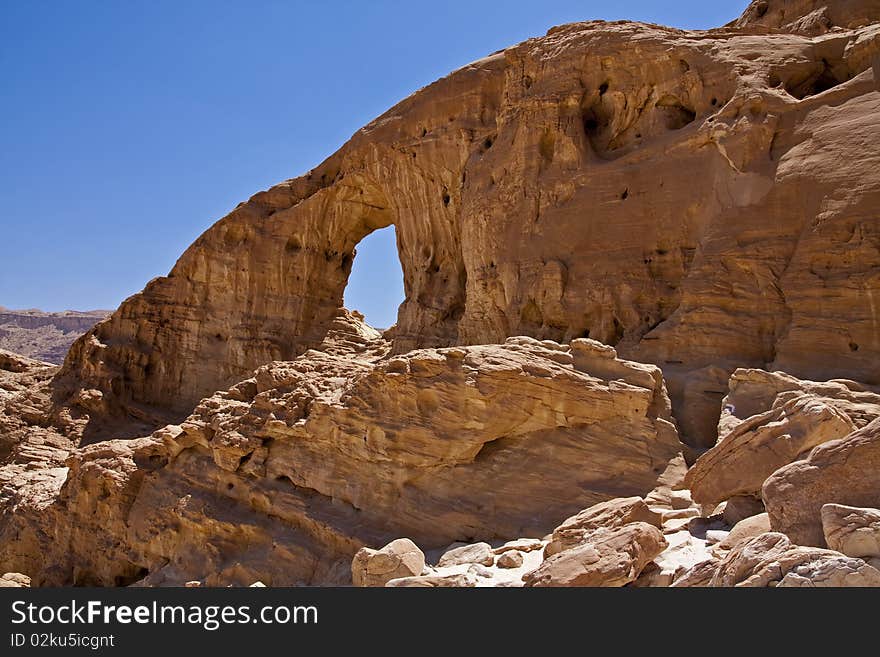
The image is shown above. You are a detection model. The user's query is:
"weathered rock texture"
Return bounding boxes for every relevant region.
[0,333,681,585]
[763,419,880,547]
[686,393,856,505]
[2,1,880,588]
[821,503,880,558]
[0,308,109,364]
[720,368,880,434]
[544,496,662,557]
[523,522,666,587]
[733,0,880,34]
[351,538,425,587]
[708,532,880,587]
[46,1,880,449]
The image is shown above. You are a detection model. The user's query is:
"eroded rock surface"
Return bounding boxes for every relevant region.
[763,418,880,547]
[0,333,681,585]
[523,522,666,587]
[686,393,855,505]
[709,532,880,587]
[352,538,425,587]
[2,1,880,589]
[43,2,880,451]
[821,504,880,558]
[544,496,662,557]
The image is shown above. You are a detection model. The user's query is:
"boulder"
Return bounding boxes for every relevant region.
[777,557,880,587]
[716,513,772,551]
[721,369,880,433]
[544,496,662,557]
[709,532,880,587]
[763,418,880,547]
[496,551,524,569]
[722,495,765,526]
[524,523,666,587]
[351,538,425,587]
[437,542,495,568]
[669,559,719,588]
[386,573,475,587]
[686,394,855,506]
[821,504,880,559]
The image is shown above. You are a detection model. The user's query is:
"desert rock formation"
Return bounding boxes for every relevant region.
[48,0,880,450]
[0,307,109,364]
[1,0,879,588]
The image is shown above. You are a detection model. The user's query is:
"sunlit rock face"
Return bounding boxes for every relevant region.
[2,1,880,588]
[51,2,880,447]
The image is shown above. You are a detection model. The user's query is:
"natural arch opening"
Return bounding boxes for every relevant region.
[343,225,404,330]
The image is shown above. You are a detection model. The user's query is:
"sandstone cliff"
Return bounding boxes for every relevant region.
[47,0,880,448]
[1,0,879,588]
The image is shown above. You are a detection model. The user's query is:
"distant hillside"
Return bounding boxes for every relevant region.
[0,307,110,364]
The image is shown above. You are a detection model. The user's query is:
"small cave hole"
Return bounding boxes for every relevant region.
[583,115,599,133]
[610,317,625,345]
[226,482,235,490]
[655,96,696,130]
[599,81,609,95]
[783,59,850,99]
[710,97,718,106]
[620,189,629,200]
[483,136,494,150]
[442,191,451,206]
[849,342,860,352]
[420,127,427,137]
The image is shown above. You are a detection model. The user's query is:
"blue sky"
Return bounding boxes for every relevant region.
[0,1,749,327]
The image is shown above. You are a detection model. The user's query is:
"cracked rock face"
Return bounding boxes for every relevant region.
[47,3,880,449]
[763,418,880,547]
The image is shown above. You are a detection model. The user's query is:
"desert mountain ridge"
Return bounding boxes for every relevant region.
[1,0,880,588]
[0,307,110,365]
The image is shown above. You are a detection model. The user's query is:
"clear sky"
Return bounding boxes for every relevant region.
[0,1,749,326]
